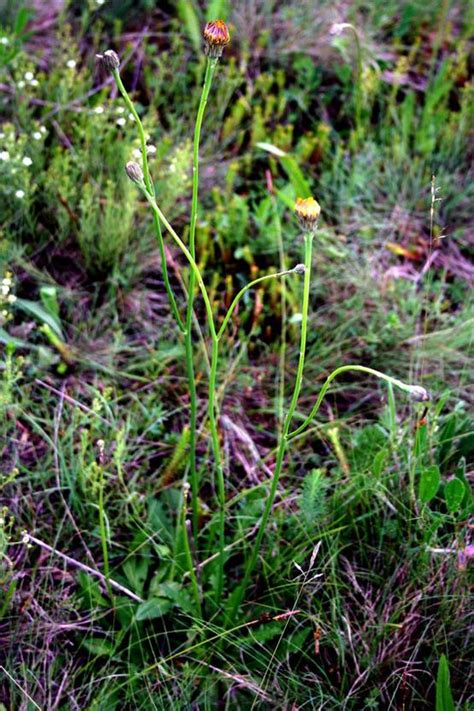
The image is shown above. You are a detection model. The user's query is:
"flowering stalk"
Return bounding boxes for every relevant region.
[289,366,430,440]
[99,51,184,332]
[187,56,219,536]
[227,198,319,619]
[140,190,296,607]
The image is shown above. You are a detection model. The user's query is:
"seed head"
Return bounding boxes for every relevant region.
[97,49,120,73]
[203,20,230,58]
[125,161,144,185]
[295,197,321,232]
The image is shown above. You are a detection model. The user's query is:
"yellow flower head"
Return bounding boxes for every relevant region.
[295,197,321,231]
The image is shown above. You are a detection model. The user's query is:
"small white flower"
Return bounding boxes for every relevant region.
[66,59,77,69]
[33,131,42,140]
[40,126,47,134]
[128,112,135,122]
[15,190,25,199]
[116,117,126,127]
[24,71,34,81]
[1,285,9,296]
[96,0,105,6]
[22,156,33,167]
[30,79,39,87]
[7,294,16,304]
[132,148,142,159]
[2,278,12,286]
[94,106,104,114]
[17,80,25,89]
[0,37,10,46]
[0,151,10,161]
[146,145,157,155]
[116,106,125,114]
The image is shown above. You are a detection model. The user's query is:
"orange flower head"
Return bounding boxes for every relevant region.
[203,20,230,58]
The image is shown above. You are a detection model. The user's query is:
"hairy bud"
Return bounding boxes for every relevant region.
[97,49,120,73]
[408,385,431,402]
[293,263,306,275]
[203,20,230,58]
[125,161,144,185]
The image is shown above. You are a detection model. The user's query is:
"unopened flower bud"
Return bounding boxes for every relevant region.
[408,385,431,402]
[295,197,321,232]
[293,264,306,275]
[97,49,120,73]
[125,161,144,185]
[203,20,230,58]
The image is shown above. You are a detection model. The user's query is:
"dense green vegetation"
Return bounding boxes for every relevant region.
[0,1,472,708]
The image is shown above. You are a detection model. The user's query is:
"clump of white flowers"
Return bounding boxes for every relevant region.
[0,271,16,326]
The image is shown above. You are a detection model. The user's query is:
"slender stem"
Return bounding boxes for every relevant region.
[228,232,314,619]
[288,365,425,440]
[275,202,287,432]
[209,333,226,602]
[181,485,203,618]
[187,58,218,535]
[112,70,184,332]
[217,270,294,340]
[98,464,112,600]
[145,196,217,338]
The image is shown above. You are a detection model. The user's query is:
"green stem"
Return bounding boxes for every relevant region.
[288,365,426,440]
[145,196,217,338]
[112,70,184,332]
[228,232,314,619]
[217,269,294,340]
[209,333,225,602]
[98,465,112,600]
[181,484,203,618]
[187,58,218,536]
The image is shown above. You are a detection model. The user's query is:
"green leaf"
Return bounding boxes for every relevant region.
[436,654,455,711]
[300,469,327,524]
[14,297,64,340]
[206,0,229,21]
[135,598,171,621]
[418,465,440,503]
[256,142,311,197]
[122,557,149,596]
[177,0,202,53]
[82,637,114,657]
[39,285,60,322]
[444,478,465,514]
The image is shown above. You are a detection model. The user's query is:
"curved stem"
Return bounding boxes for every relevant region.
[288,365,427,440]
[227,231,314,619]
[217,269,294,340]
[112,69,184,332]
[187,57,218,535]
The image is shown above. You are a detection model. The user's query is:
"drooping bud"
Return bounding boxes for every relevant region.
[203,20,230,58]
[125,161,144,186]
[96,49,120,73]
[293,263,306,275]
[295,197,321,232]
[407,385,431,402]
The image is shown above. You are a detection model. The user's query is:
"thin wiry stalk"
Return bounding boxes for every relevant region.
[187,57,218,536]
[112,69,185,333]
[289,365,429,439]
[228,230,315,619]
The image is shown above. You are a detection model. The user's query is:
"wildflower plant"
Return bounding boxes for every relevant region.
[98,21,430,621]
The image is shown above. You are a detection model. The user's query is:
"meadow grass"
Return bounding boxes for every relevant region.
[0,1,472,709]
